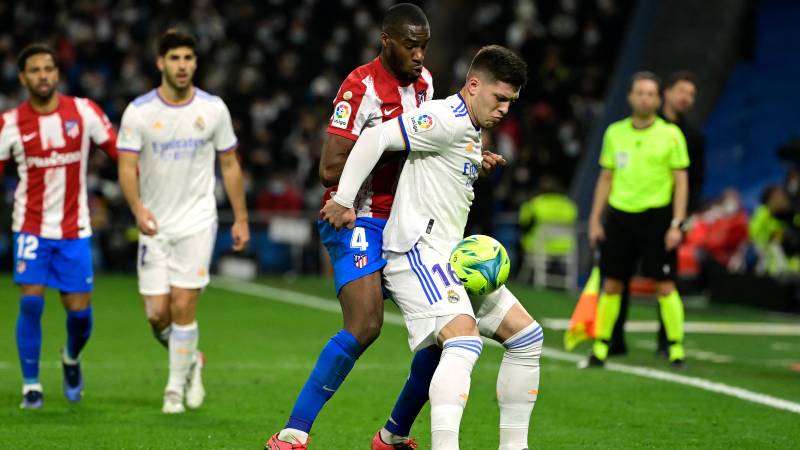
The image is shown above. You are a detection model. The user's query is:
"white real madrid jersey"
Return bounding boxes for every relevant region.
[384,93,484,255]
[117,88,237,238]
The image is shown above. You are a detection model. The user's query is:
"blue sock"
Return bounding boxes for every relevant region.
[285,330,362,433]
[16,295,45,384]
[66,306,93,360]
[384,345,441,437]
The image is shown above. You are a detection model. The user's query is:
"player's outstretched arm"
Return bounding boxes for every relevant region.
[218,150,250,251]
[320,119,406,230]
[118,151,158,235]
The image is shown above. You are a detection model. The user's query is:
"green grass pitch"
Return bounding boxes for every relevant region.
[1,273,799,449]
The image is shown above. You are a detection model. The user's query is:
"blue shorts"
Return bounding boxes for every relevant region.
[13,232,93,293]
[318,217,387,296]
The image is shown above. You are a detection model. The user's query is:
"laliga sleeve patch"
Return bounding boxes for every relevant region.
[406,112,436,134]
[331,101,352,129]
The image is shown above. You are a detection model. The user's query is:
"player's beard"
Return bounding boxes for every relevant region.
[164,71,193,97]
[27,82,56,104]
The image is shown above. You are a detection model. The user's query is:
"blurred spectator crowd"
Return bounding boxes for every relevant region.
[0,0,633,271]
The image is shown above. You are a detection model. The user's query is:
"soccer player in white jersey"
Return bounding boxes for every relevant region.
[117,29,249,414]
[322,45,541,450]
[0,44,118,409]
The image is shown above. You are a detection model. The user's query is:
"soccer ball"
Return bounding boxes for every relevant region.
[449,235,511,296]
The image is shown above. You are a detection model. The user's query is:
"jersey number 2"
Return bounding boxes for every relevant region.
[350,227,369,251]
[16,235,39,260]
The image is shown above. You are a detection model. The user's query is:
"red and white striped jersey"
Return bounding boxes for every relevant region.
[0,95,118,239]
[323,57,433,219]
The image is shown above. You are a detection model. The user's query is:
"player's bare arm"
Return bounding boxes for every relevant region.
[319,134,356,187]
[218,150,250,251]
[118,151,158,235]
[666,169,688,250]
[589,168,613,247]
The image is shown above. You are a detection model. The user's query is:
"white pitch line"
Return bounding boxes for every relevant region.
[542,318,800,336]
[211,277,800,415]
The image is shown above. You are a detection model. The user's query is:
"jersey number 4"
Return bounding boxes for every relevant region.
[350,227,369,251]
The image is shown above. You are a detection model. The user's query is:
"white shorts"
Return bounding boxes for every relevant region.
[384,242,521,351]
[137,224,217,295]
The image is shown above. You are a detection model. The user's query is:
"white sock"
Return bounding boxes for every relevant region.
[167,321,198,393]
[278,428,308,444]
[430,336,483,450]
[498,322,543,450]
[380,428,407,445]
[22,383,43,394]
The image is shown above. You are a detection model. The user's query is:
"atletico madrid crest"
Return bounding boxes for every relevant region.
[64,120,80,139]
[353,253,368,269]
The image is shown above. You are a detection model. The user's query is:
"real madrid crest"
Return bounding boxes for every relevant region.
[447,289,460,303]
[194,116,205,131]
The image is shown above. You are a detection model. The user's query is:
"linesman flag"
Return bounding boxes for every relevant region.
[563,266,600,351]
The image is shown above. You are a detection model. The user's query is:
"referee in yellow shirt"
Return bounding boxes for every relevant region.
[582,71,689,369]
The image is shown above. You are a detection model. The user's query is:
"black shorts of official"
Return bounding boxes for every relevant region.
[600,205,677,282]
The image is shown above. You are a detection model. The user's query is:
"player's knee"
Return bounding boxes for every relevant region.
[348,315,383,347]
[502,322,543,366]
[20,284,45,297]
[62,294,91,311]
[438,314,479,344]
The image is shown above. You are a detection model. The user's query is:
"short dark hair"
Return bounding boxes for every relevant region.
[382,3,429,36]
[17,43,58,71]
[665,70,697,90]
[467,45,528,88]
[629,71,661,92]
[156,28,196,56]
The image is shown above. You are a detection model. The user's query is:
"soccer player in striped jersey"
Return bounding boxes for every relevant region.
[267,4,436,449]
[0,44,118,409]
[118,29,249,414]
[322,45,541,450]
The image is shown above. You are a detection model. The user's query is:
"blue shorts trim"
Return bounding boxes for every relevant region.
[318,217,387,296]
[12,232,93,293]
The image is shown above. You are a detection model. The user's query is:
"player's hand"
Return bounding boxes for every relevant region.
[665,227,683,251]
[320,198,356,231]
[231,219,250,251]
[135,207,158,236]
[589,220,605,248]
[479,151,507,177]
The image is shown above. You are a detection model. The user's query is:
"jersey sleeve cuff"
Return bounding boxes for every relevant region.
[326,127,359,141]
[118,146,141,153]
[217,141,238,153]
[397,117,411,152]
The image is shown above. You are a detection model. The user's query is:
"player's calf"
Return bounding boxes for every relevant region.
[430,315,482,450]
[339,273,385,348]
[497,321,543,450]
[143,295,172,348]
[17,293,45,401]
[62,300,92,403]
